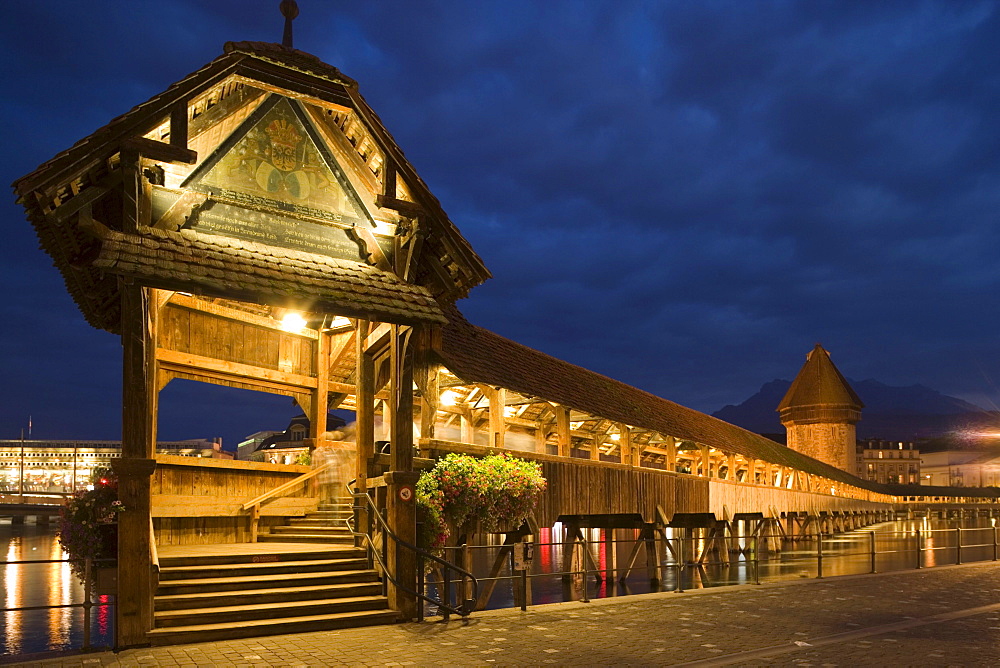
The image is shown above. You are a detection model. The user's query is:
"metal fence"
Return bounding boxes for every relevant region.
[425,524,1000,613]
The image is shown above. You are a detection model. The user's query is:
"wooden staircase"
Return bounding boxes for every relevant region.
[148,505,396,645]
[257,500,355,544]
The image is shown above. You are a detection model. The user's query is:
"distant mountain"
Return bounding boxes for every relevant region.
[713,379,994,441]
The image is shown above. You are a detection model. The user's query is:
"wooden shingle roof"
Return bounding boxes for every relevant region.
[13,41,489,333]
[778,344,864,411]
[87,222,446,326]
[438,308,884,491]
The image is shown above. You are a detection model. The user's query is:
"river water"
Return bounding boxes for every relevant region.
[0,521,114,658]
[2,516,997,658]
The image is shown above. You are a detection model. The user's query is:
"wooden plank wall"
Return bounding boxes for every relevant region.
[159,303,315,376]
[152,455,312,545]
[708,478,888,516]
[421,440,709,527]
[420,440,899,527]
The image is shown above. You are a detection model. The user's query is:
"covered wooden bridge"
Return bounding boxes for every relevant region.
[15,24,999,649]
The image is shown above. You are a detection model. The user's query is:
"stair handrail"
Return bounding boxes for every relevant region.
[346,479,479,618]
[241,461,336,512]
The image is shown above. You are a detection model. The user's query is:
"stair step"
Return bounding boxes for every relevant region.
[154,595,389,627]
[147,609,398,646]
[257,533,355,544]
[158,557,369,580]
[289,518,349,527]
[156,581,383,611]
[272,524,350,534]
[158,546,363,568]
[156,569,379,595]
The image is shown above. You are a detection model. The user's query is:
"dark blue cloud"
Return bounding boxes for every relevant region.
[1,0,998,447]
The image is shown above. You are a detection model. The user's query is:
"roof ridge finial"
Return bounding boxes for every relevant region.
[280,0,299,48]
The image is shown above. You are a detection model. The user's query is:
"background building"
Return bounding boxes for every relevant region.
[920,449,1000,487]
[0,438,228,494]
[856,439,920,484]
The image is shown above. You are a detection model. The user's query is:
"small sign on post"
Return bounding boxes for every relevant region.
[512,541,533,571]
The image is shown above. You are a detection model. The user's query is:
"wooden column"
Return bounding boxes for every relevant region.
[355,321,375,546]
[554,405,571,458]
[385,324,418,619]
[485,386,506,449]
[417,350,439,441]
[620,424,635,467]
[113,283,158,648]
[666,437,677,472]
[534,421,548,453]
[310,331,330,451]
[591,434,604,461]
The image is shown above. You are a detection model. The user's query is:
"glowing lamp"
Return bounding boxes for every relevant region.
[280,312,307,332]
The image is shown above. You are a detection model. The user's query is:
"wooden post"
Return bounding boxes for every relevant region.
[385,324,418,619]
[555,405,571,458]
[620,424,634,467]
[113,283,158,648]
[486,386,506,449]
[666,437,677,472]
[310,331,329,452]
[417,350,439,441]
[534,421,548,453]
[355,320,375,547]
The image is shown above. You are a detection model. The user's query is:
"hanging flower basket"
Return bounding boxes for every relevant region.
[57,472,124,585]
[416,452,546,553]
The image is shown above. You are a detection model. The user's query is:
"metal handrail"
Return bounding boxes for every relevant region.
[346,479,479,618]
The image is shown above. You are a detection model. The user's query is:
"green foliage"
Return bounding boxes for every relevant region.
[416,452,546,551]
[295,450,312,466]
[57,471,123,583]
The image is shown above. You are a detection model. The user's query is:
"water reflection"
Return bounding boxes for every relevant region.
[0,520,113,656]
[441,516,1000,612]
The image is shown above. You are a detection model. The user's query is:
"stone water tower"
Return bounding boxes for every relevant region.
[777,344,863,472]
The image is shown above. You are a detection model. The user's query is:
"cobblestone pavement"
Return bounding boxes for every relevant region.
[9,561,1000,667]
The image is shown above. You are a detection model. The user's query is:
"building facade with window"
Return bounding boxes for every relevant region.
[0,438,229,494]
[856,439,920,484]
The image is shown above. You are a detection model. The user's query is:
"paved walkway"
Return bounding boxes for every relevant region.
[10,561,1000,667]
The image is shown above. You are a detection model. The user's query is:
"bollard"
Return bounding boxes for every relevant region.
[442,562,451,621]
[916,528,923,569]
[956,527,963,565]
[816,532,824,579]
[869,530,877,574]
[520,548,528,612]
[581,542,590,603]
[994,526,998,562]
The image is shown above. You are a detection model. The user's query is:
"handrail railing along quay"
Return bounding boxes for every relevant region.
[441,523,1000,607]
[345,479,479,619]
[0,556,116,651]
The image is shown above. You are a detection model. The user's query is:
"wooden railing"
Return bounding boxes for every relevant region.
[241,462,335,542]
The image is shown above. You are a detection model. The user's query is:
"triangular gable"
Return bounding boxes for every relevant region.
[161,94,385,262]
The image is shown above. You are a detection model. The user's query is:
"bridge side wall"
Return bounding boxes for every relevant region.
[152,455,312,545]
[707,478,888,517]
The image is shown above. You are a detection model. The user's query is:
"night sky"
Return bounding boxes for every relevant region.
[3,1,999,449]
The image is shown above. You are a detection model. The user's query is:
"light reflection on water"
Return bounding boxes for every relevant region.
[0,520,114,657]
[3,516,997,656]
[447,516,1000,611]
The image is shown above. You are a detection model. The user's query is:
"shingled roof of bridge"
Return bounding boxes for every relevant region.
[439,308,882,491]
[89,223,447,325]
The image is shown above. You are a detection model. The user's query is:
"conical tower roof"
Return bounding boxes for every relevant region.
[778,344,863,418]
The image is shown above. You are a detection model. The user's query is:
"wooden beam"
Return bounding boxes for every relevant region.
[165,293,318,339]
[156,348,354,394]
[169,101,189,149]
[123,136,197,165]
